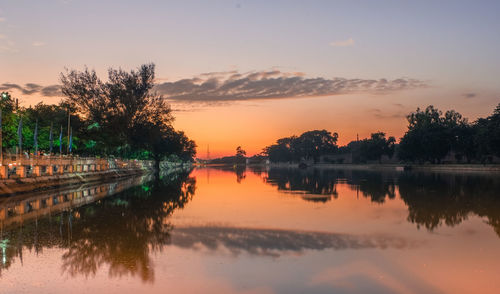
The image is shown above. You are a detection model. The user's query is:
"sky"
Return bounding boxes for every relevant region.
[1,0,500,157]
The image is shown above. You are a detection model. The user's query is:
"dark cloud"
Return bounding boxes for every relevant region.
[0,83,61,97]
[155,71,427,102]
[40,85,62,97]
[0,83,42,95]
[463,93,476,99]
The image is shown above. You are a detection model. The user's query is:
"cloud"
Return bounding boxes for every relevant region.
[368,108,406,119]
[155,70,427,102]
[463,92,476,99]
[0,83,61,96]
[330,38,355,47]
[32,41,46,47]
[0,17,6,22]
[40,84,62,96]
[2,70,427,103]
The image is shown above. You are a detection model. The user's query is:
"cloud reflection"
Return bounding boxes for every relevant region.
[169,226,419,257]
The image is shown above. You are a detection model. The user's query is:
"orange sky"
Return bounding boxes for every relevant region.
[172,88,498,158]
[6,86,498,158]
[2,1,500,158]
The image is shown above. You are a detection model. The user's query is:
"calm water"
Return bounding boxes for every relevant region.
[1,167,500,294]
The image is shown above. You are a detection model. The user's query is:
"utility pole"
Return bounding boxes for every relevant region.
[67,109,71,154]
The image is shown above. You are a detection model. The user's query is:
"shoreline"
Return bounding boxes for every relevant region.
[267,163,500,173]
[0,167,150,196]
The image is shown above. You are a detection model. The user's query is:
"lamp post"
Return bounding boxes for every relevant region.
[0,92,9,165]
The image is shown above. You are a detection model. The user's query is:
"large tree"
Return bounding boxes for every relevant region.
[60,63,195,164]
[264,130,338,163]
[399,106,458,163]
[348,132,396,163]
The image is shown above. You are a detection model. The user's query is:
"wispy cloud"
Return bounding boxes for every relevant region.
[462,92,476,99]
[368,108,406,119]
[2,70,427,103]
[156,70,427,102]
[330,38,355,47]
[0,17,6,22]
[0,83,61,96]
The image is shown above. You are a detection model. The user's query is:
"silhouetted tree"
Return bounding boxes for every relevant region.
[473,103,500,161]
[264,130,338,163]
[347,132,395,163]
[60,64,196,162]
[235,146,247,164]
[399,106,464,163]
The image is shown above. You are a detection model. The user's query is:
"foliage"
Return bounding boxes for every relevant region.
[264,104,500,164]
[59,63,196,162]
[399,104,499,163]
[235,146,246,164]
[264,130,338,163]
[346,132,396,163]
[0,64,196,163]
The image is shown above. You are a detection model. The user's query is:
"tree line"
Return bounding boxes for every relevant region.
[263,103,500,164]
[0,63,196,167]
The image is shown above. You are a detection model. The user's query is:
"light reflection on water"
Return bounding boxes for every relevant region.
[1,166,500,294]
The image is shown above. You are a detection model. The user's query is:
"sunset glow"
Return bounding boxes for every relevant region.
[2,1,499,157]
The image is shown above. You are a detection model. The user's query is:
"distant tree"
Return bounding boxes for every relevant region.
[349,132,395,163]
[235,146,246,164]
[295,130,338,163]
[399,106,455,163]
[264,130,338,163]
[264,136,295,163]
[473,103,500,161]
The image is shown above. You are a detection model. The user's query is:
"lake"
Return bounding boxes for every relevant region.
[1,166,499,294]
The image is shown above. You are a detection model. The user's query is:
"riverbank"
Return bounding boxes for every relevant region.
[267,163,500,173]
[0,161,193,196]
[0,167,147,196]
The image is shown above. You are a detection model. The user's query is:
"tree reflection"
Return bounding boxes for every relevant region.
[264,168,397,203]
[0,170,196,281]
[398,172,500,237]
[262,167,500,237]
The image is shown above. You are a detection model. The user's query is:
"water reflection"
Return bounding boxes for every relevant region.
[245,167,500,237]
[1,166,500,292]
[169,226,419,257]
[398,173,500,236]
[263,168,398,203]
[0,169,196,281]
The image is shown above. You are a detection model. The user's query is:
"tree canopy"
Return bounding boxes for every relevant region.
[264,130,338,163]
[0,64,196,164]
[60,63,196,163]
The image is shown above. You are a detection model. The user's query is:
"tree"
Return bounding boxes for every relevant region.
[264,130,338,163]
[294,130,338,163]
[60,64,196,165]
[348,132,396,163]
[399,106,455,163]
[235,146,246,164]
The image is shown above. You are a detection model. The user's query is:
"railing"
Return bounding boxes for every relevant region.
[0,153,155,179]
